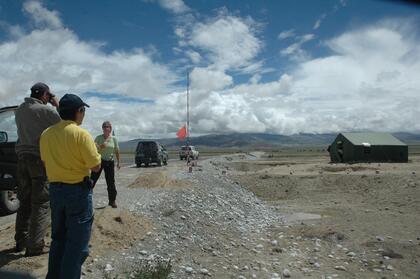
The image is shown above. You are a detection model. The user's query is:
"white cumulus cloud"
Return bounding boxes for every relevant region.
[158,0,190,14]
[190,67,233,92]
[23,0,63,29]
[189,15,262,70]
[1,1,419,140]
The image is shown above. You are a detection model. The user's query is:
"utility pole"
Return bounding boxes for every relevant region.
[186,70,190,147]
[187,70,190,164]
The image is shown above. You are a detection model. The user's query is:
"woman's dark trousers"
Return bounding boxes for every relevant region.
[90,160,117,203]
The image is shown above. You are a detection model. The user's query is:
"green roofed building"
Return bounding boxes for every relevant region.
[328,132,408,163]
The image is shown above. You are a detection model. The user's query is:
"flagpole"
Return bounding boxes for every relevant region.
[187,70,190,147]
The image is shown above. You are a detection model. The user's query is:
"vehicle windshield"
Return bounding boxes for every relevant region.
[137,142,158,151]
[0,110,18,142]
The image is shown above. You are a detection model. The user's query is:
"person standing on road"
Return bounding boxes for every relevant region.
[14,82,60,256]
[40,94,101,279]
[91,121,120,208]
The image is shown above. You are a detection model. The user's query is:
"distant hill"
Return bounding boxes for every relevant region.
[119,133,333,151]
[119,132,420,152]
[393,132,420,143]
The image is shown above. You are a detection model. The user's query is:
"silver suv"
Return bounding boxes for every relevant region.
[179,145,199,160]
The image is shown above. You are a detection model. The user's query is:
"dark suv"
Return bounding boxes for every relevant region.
[0,106,20,214]
[135,141,168,167]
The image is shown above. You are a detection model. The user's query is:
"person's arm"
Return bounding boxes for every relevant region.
[91,164,101,173]
[81,131,102,173]
[94,136,103,150]
[113,137,121,169]
[115,149,120,169]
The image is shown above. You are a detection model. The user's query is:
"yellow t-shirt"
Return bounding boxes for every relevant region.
[40,120,101,184]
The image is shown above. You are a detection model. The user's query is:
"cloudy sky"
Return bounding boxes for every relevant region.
[0,0,419,140]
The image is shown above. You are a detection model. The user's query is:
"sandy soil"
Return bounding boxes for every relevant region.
[0,207,151,278]
[228,154,420,278]
[129,170,191,189]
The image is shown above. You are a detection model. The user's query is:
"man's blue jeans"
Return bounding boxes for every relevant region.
[46,183,93,279]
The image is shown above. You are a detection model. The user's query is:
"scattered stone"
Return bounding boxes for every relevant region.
[200,268,210,275]
[376,236,385,242]
[382,250,403,259]
[347,251,356,257]
[283,268,291,277]
[104,263,113,272]
[386,265,394,270]
[302,267,310,273]
[272,247,283,253]
[139,250,148,255]
[185,267,193,273]
[334,265,347,271]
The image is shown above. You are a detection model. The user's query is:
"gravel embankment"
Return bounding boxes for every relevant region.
[86,154,287,279]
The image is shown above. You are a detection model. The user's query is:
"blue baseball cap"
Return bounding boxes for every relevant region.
[59,94,90,111]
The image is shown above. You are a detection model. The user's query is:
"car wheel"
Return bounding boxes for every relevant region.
[145,163,149,167]
[157,158,162,167]
[163,158,168,165]
[136,163,141,168]
[0,190,19,215]
[0,174,19,215]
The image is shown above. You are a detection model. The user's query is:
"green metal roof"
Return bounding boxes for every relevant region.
[341,132,406,146]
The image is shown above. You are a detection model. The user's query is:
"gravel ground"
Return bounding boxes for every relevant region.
[87,153,288,279]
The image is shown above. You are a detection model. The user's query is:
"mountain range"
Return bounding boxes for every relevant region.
[119,132,420,152]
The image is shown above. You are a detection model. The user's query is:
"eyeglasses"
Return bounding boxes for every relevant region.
[78,107,85,113]
[102,126,111,129]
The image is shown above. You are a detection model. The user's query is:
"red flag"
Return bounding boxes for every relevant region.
[176,125,187,140]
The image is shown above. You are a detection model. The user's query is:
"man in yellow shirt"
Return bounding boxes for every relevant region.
[40,94,101,279]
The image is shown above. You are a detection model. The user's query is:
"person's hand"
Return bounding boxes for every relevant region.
[49,96,59,107]
[117,162,121,170]
[99,143,106,149]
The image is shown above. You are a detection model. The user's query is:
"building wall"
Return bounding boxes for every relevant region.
[351,145,408,163]
[329,134,408,163]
